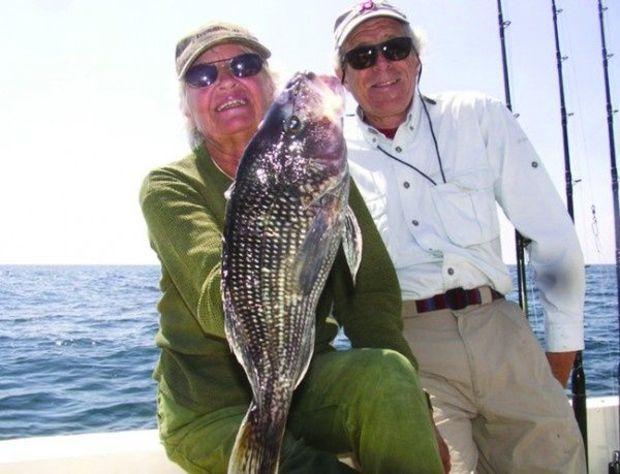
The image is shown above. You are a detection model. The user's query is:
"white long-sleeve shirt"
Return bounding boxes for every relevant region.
[345,91,585,351]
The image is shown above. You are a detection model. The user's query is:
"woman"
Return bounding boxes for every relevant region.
[140,21,445,473]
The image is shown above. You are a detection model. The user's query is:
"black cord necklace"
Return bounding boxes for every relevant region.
[376,92,447,186]
[377,146,438,185]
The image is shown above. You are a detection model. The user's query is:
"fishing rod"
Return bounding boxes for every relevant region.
[550,0,588,457]
[596,2,620,470]
[496,0,530,316]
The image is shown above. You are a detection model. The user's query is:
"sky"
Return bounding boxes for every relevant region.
[0,0,618,265]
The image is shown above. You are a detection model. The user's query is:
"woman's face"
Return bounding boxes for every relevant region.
[184,43,275,148]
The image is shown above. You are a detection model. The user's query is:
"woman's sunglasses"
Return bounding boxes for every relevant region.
[184,53,263,88]
[343,37,414,70]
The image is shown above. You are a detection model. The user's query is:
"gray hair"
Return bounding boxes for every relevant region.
[179,46,277,150]
[179,85,206,150]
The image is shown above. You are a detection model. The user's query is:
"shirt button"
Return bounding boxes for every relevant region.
[372,138,377,143]
[403,181,410,189]
[395,146,402,153]
[412,220,419,226]
[409,126,414,131]
[531,161,538,168]
[447,268,455,275]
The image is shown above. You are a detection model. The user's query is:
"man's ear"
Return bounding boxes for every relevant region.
[337,67,352,92]
[334,63,346,87]
[333,51,350,87]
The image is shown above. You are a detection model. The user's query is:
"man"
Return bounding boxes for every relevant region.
[333,1,587,472]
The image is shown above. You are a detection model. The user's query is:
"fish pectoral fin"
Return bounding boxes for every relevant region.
[293,212,334,295]
[342,206,362,284]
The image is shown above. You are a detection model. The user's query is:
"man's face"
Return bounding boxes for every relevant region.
[184,43,274,146]
[341,17,420,127]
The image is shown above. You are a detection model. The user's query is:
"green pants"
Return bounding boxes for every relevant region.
[157,348,443,473]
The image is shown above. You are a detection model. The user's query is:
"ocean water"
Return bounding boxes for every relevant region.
[0,264,617,441]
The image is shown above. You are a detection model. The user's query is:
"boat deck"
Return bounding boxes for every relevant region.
[0,396,617,473]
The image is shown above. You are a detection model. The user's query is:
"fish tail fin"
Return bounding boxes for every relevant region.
[227,399,289,474]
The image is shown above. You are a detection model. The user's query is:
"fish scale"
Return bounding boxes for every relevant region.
[227,190,316,379]
[222,72,357,474]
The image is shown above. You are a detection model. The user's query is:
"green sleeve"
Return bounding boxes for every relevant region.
[140,166,226,340]
[331,182,418,369]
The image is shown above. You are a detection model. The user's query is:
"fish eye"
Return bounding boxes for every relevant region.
[285,115,302,132]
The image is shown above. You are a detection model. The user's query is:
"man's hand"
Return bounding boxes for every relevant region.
[546,351,577,387]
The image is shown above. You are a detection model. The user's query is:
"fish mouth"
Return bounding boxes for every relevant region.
[289,74,345,124]
[216,98,248,112]
[316,74,344,96]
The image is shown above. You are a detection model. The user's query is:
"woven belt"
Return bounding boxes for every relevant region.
[403,286,504,315]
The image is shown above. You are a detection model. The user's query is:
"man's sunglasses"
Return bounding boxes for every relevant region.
[343,37,414,70]
[184,53,263,88]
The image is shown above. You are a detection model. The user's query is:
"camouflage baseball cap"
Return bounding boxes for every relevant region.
[334,0,409,52]
[175,21,271,79]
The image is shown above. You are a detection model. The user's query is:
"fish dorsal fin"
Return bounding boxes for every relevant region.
[342,206,362,284]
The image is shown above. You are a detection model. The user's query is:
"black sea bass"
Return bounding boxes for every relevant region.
[222,72,360,474]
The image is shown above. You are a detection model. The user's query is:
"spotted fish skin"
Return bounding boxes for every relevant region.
[222,73,354,474]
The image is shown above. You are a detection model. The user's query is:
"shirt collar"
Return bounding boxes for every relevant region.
[195,143,233,197]
[355,91,423,145]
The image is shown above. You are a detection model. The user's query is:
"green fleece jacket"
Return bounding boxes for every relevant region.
[139,144,415,413]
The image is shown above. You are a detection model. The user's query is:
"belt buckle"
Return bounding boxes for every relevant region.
[444,287,468,310]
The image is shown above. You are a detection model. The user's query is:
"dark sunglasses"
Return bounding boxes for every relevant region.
[184,53,263,88]
[343,37,414,70]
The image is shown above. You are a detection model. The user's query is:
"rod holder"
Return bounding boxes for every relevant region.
[609,450,620,474]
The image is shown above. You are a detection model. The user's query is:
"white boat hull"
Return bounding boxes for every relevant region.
[0,396,617,473]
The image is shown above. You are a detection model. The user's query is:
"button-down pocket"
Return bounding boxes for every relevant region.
[430,167,500,247]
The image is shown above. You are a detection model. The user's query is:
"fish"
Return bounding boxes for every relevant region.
[221,72,361,474]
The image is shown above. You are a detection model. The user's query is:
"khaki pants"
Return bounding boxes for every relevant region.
[403,298,586,474]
